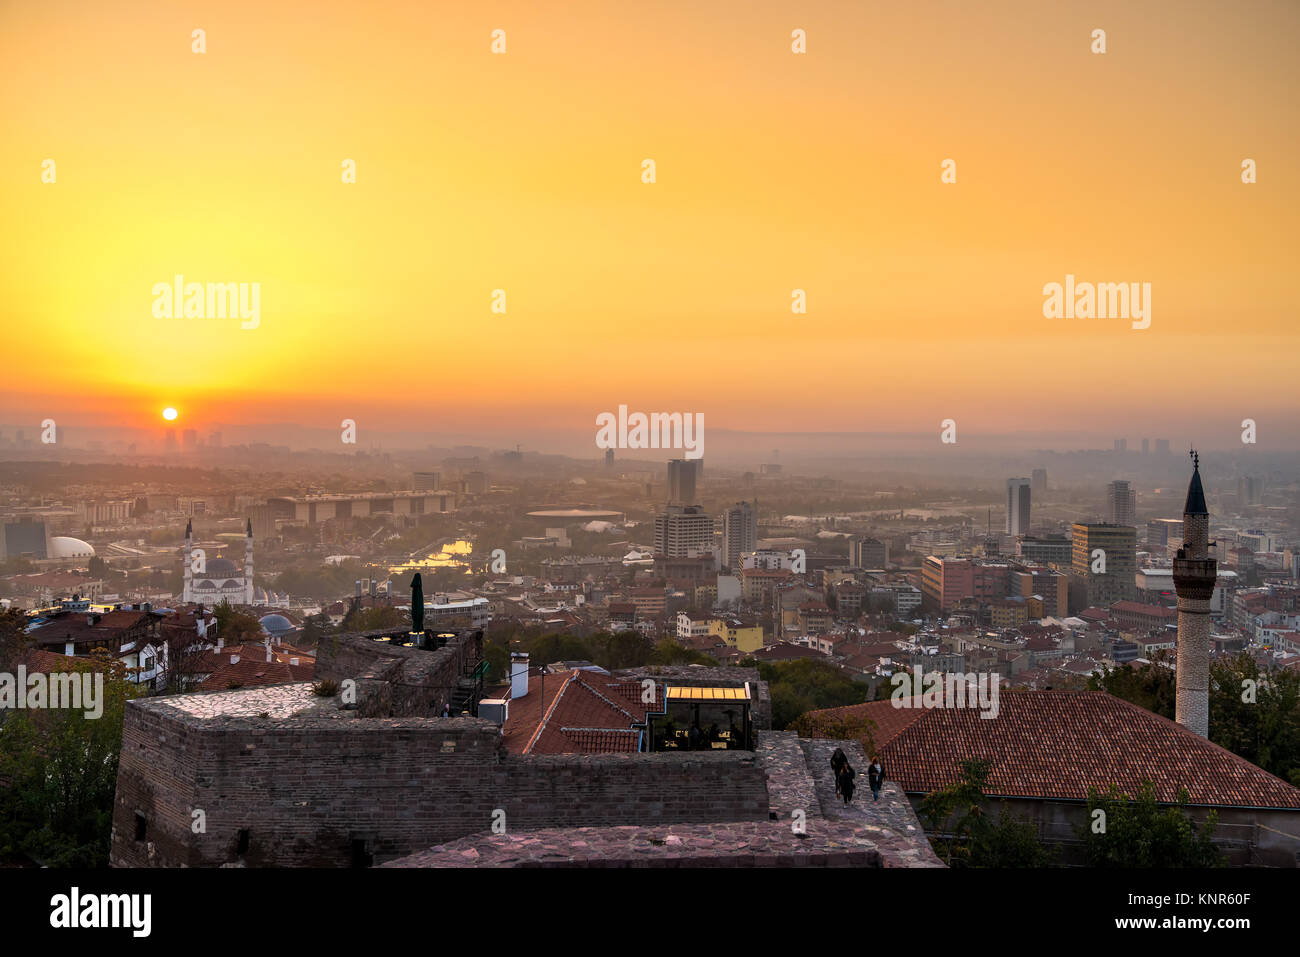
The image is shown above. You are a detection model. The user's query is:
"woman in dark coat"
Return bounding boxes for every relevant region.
[830,747,847,794]
[867,756,885,802]
[838,762,856,804]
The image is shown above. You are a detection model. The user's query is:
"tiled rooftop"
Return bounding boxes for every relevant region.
[805,690,1300,809]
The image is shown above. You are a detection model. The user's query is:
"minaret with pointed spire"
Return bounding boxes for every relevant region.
[1173,450,1216,737]
[183,519,193,603]
[244,518,254,606]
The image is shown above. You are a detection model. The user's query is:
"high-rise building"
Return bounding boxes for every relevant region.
[1107,480,1137,526]
[604,448,614,468]
[849,537,888,569]
[1018,534,1073,566]
[1141,438,1150,454]
[1006,478,1031,536]
[1113,438,1127,452]
[667,459,697,506]
[1,519,47,560]
[182,429,198,451]
[249,505,277,543]
[1155,438,1170,455]
[1237,475,1262,506]
[164,429,178,453]
[1174,453,1215,738]
[654,505,714,558]
[1146,518,1184,553]
[208,431,222,448]
[720,502,757,571]
[1031,468,1048,497]
[1071,523,1137,607]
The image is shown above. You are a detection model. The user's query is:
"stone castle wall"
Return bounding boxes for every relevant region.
[110,698,770,868]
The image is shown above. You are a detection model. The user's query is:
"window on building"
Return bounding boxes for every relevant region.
[134,812,147,841]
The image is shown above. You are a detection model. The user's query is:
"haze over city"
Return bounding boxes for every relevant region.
[1,0,1298,928]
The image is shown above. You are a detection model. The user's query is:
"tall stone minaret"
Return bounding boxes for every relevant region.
[1173,450,1216,737]
[183,519,193,603]
[244,518,254,605]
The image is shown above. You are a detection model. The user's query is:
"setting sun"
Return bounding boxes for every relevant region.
[162,407,178,421]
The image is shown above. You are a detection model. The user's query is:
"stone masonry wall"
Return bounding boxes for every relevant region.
[111,700,769,868]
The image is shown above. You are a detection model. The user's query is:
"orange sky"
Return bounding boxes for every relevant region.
[2,0,1298,446]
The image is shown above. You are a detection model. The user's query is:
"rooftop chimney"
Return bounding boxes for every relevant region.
[510,652,530,700]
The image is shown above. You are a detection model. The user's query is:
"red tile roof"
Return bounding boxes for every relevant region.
[501,670,663,755]
[802,690,1300,809]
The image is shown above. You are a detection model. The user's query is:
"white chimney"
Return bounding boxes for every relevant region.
[216,634,224,652]
[510,652,529,699]
[265,642,272,663]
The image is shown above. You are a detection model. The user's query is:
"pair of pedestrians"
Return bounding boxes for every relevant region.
[830,747,885,805]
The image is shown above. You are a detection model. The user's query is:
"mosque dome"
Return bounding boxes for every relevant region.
[259,614,294,636]
[204,557,240,577]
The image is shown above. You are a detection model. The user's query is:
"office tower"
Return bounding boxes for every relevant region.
[182,429,198,451]
[1141,438,1150,454]
[605,448,614,468]
[1031,468,1047,497]
[721,501,757,571]
[1155,438,1170,455]
[1113,438,1127,452]
[1006,478,1031,536]
[1018,534,1073,566]
[1107,480,1137,526]
[413,471,441,491]
[1146,518,1184,552]
[1174,453,1215,737]
[1237,476,1262,506]
[164,429,178,453]
[849,537,888,569]
[654,505,714,558]
[667,459,697,506]
[249,505,276,543]
[2,519,48,560]
[1071,523,1137,607]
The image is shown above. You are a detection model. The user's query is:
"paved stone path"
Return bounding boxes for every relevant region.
[386,732,942,867]
[800,738,938,865]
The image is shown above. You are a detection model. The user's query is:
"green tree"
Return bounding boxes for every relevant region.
[1088,654,1176,719]
[0,649,135,867]
[214,601,265,644]
[1207,653,1300,784]
[0,608,32,670]
[787,709,878,759]
[648,639,717,667]
[342,605,406,632]
[1079,782,1222,867]
[750,658,870,730]
[919,758,1055,867]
